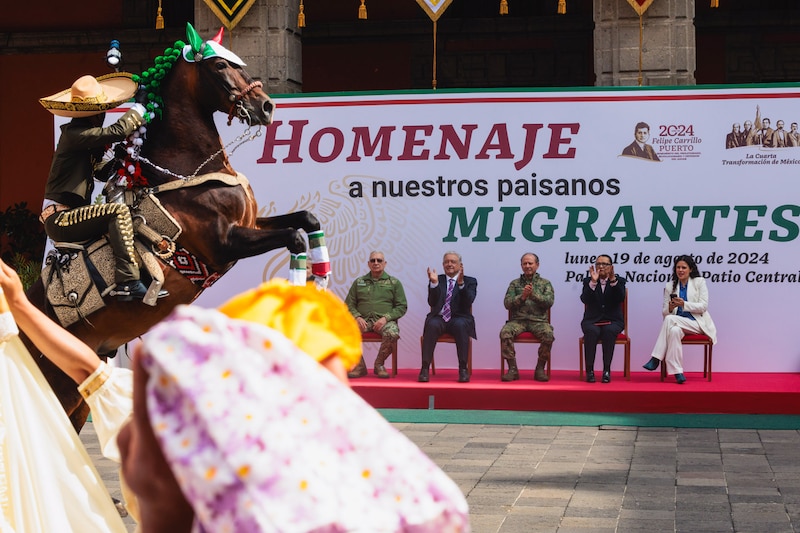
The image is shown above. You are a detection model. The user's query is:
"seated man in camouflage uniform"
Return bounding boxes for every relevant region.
[499,253,555,382]
[344,251,407,379]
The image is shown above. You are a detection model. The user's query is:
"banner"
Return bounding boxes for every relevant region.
[416,0,455,22]
[627,0,655,16]
[202,0,257,30]
[177,85,800,373]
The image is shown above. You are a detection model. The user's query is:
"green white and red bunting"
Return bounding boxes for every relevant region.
[416,0,455,22]
[202,0,257,30]
[627,0,655,16]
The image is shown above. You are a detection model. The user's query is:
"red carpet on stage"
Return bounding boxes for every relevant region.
[350,370,800,415]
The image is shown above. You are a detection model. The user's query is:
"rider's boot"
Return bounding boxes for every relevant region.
[116,280,169,302]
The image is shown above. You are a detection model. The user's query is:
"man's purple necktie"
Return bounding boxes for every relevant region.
[442,278,454,322]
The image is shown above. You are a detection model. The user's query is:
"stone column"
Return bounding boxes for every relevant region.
[594,0,696,86]
[193,0,303,93]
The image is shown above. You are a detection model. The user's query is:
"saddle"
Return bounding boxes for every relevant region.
[43,193,182,327]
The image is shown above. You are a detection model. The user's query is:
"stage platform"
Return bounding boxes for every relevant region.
[350,369,800,415]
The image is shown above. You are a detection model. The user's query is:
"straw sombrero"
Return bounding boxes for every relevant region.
[39,72,137,118]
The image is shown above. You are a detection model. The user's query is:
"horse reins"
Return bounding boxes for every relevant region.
[136,126,262,182]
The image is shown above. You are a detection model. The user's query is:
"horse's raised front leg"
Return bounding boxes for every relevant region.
[257,211,329,286]
[218,225,306,265]
[211,211,321,266]
[255,210,320,234]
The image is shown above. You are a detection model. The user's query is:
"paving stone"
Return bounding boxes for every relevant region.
[468,514,506,533]
[617,518,676,531]
[675,522,734,531]
[675,510,733,522]
[499,514,560,532]
[676,472,727,486]
[563,506,620,518]
[676,485,729,496]
[731,521,793,533]
[558,516,618,529]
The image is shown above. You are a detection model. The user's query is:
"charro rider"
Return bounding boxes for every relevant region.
[39,73,166,302]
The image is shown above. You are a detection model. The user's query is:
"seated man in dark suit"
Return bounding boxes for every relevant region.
[419,251,477,383]
[580,254,626,383]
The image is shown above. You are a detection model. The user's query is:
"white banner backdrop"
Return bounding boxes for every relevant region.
[150,87,800,373]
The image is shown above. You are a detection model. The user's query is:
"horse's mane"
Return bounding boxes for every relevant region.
[132,39,186,123]
[111,41,186,189]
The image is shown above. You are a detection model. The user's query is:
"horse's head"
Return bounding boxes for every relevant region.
[181,23,274,127]
[196,55,274,127]
[132,24,275,180]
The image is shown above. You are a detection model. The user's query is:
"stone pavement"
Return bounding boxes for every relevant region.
[81,422,800,533]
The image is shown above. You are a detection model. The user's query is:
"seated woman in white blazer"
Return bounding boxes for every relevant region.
[643,254,717,384]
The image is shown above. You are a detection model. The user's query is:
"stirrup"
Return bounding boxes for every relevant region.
[142,279,168,306]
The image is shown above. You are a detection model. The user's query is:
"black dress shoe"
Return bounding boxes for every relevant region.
[417,368,429,382]
[586,370,596,383]
[602,371,611,383]
[458,369,470,383]
[643,357,660,371]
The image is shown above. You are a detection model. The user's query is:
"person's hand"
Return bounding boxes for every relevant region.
[134,85,149,105]
[522,284,533,300]
[457,264,465,286]
[0,259,26,309]
[372,316,387,333]
[355,317,368,332]
[589,265,599,283]
[427,267,438,284]
[671,296,685,307]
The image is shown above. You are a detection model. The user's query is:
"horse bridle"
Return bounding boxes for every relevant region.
[198,58,265,126]
[227,80,264,126]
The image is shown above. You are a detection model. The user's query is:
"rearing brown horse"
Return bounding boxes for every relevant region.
[25,26,320,430]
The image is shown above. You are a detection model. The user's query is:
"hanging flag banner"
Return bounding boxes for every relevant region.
[627,0,656,16]
[416,0,455,22]
[203,0,257,30]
